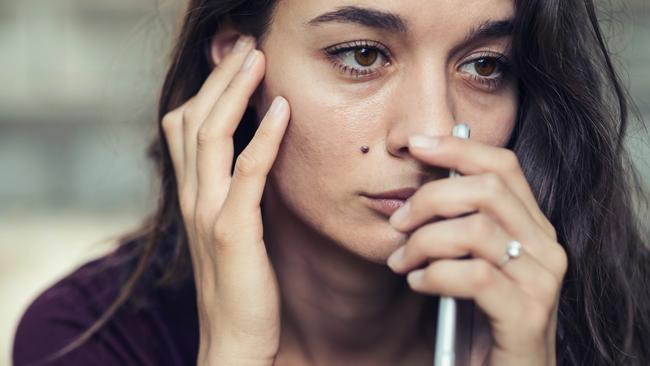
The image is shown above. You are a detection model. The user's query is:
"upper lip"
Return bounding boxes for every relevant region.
[364,187,417,200]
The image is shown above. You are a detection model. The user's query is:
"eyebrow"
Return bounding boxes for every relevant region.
[306,7,513,51]
[463,19,513,44]
[306,6,408,33]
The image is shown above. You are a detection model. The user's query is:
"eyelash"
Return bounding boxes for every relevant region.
[460,51,513,91]
[324,41,513,90]
[324,40,392,79]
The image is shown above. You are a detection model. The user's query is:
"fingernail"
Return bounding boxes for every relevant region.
[241,50,258,71]
[387,246,405,269]
[232,35,251,53]
[269,96,287,116]
[389,201,410,227]
[407,269,425,286]
[409,135,439,150]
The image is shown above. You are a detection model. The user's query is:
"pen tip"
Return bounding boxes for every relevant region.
[452,123,471,139]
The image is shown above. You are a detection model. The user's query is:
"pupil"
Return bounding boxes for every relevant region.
[475,58,497,76]
[354,48,377,67]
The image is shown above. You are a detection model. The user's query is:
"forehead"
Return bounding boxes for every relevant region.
[274,0,515,35]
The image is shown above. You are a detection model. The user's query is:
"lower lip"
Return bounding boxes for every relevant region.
[362,196,406,216]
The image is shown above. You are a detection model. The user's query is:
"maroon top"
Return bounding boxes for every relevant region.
[13,242,199,366]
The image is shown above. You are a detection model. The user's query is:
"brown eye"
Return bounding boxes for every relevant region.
[354,48,378,67]
[325,41,391,78]
[474,58,497,76]
[459,54,510,91]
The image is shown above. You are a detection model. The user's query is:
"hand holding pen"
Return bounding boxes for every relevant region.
[386,123,567,365]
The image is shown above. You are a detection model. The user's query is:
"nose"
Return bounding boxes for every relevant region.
[385,62,457,158]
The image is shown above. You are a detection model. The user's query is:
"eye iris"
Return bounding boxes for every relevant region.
[474,58,497,76]
[354,48,378,67]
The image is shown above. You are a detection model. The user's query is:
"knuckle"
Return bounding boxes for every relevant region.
[178,191,195,219]
[470,260,496,289]
[196,125,214,149]
[468,214,495,239]
[537,270,561,305]
[254,126,274,142]
[551,244,569,278]
[234,150,261,177]
[212,218,231,243]
[406,231,427,257]
[480,173,505,196]
[544,220,558,241]
[182,106,192,121]
[182,105,199,125]
[212,218,246,248]
[501,150,521,172]
[161,111,181,136]
[194,211,213,238]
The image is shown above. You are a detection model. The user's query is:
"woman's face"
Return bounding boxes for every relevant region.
[257,0,518,263]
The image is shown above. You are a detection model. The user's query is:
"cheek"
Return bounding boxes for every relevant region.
[259,57,380,206]
[261,62,382,172]
[453,85,518,147]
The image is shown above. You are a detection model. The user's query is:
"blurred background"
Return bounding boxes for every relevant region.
[0,1,648,365]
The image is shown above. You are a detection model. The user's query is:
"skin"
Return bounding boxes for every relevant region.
[162,0,568,365]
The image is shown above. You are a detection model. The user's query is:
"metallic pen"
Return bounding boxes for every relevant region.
[433,123,471,366]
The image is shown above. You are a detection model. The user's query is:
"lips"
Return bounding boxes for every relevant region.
[362,187,417,217]
[364,187,417,200]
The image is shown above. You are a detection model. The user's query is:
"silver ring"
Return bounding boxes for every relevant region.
[498,240,522,268]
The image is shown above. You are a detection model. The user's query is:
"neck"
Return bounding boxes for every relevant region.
[262,182,436,365]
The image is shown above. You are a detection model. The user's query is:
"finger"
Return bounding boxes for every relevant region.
[195,49,265,218]
[407,258,549,352]
[408,135,556,239]
[391,174,568,280]
[161,98,193,186]
[182,36,256,191]
[391,174,545,251]
[388,213,563,299]
[216,96,290,239]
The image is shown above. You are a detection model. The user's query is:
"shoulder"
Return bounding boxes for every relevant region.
[12,245,135,365]
[12,241,176,366]
[13,239,198,366]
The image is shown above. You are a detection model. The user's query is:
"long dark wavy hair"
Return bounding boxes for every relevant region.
[50,0,650,365]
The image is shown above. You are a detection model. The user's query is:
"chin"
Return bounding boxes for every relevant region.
[341,223,409,265]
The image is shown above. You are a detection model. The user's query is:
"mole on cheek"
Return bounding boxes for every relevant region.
[360,145,370,154]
